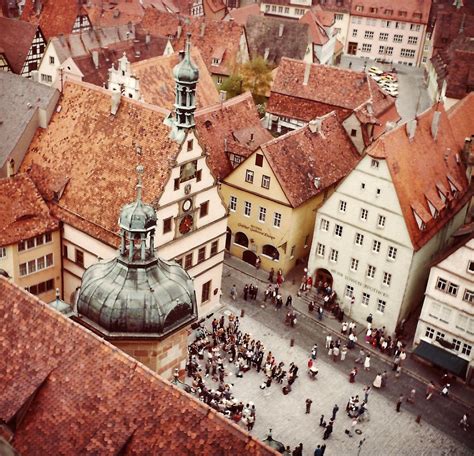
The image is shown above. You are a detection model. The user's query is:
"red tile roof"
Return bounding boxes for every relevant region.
[0,17,38,73]
[350,0,431,24]
[367,103,471,250]
[136,8,182,38]
[299,9,330,46]
[447,92,474,151]
[20,81,177,248]
[267,58,397,126]
[86,0,144,29]
[0,174,59,247]
[204,0,225,14]
[195,91,273,179]
[132,48,220,110]
[226,3,261,26]
[261,111,360,207]
[0,276,277,456]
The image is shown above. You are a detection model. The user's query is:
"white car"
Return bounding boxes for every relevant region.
[384,86,399,97]
[370,74,384,82]
[368,66,383,76]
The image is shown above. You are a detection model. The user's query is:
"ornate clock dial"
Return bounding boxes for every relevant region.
[182,198,192,212]
[179,214,193,234]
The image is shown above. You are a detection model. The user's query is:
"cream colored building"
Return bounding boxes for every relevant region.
[221,112,360,275]
[0,174,61,303]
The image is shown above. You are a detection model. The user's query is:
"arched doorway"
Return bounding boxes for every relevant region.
[225,227,232,250]
[234,231,249,248]
[262,244,279,261]
[242,250,257,266]
[315,268,333,287]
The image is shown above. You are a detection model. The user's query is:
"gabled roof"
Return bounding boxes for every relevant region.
[0,17,38,73]
[137,8,183,38]
[260,111,360,208]
[225,3,261,26]
[310,4,335,27]
[447,92,474,150]
[86,0,144,29]
[366,103,471,250]
[195,91,272,179]
[204,0,225,14]
[350,0,431,24]
[0,276,277,455]
[299,9,330,46]
[0,174,59,247]
[245,15,309,65]
[20,81,177,248]
[132,48,220,110]
[267,57,397,125]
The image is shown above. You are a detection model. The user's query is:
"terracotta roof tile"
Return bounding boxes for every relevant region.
[195,92,273,179]
[310,4,335,27]
[226,3,261,26]
[350,0,431,24]
[447,92,474,150]
[0,276,277,455]
[0,17,38,73]
[366,103,471,250]
[261,111,360,207]
[245,16,309,65]
[299,10,330,46]
[86,0,144,29]
[20,81,176,248]
[132,48,220,110]
[204,0,225,14]
[432,7,474,52]
[0,174,59,247]
[137,8,183,38]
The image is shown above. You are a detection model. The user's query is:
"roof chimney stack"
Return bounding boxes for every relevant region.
[405,119,417,142]
[200,22,206,37]
[34,0,42,15]
[219,90,227,103]
[145,33,151,45]
[431,110,441,141]
[278,23,284,37]
[92,50,99,69]
[177,25,182,39]
[110,91,121,116]
[308,118,322,134]
[303,62,311,85]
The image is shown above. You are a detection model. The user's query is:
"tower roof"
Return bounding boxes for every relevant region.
[173,33,199,84]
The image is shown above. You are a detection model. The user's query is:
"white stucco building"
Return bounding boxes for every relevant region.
[414,232,474,383]
[307,102,471,335]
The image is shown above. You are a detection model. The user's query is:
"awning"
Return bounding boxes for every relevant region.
[413,340,469,378]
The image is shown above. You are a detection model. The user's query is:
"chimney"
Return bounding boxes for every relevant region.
[200,22,206,37]
[278,23,284,37]
[145,33,151,45]
[219,90,227,103]
[385,121,396,131]
[367,102,373,115]
[303,62,311,85]
[313,177,321,189]
[34,0,42,15]
[308,118,322,133]
[110,91,121,115]
[177,25,182,39]
[113,8,120,18]
[431,110,441,140]
[405,119,417,141]
[263,48,270,61]
[92,50,99,69]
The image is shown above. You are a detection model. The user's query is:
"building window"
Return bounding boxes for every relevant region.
[361,43,372,53]
[467,260,474,273]
[425,326,434,339]
[261,175,271,189]
[387,246,397,260]
[362,292,370,306]
[273,212,282,228]
[26,278,55,296]
[255,154,263,167]
[229,196,237,212]
[378,45,385,54]
[41,73,52,83]
[339,200,347,212]
[75,249,84,267]
[382,272,392,287]
[462,343,472,356]
[259,207,266,222]
[320,219,329,231]
[379,32,388,41]
[352,29,358,37]
[330,249,338,263]
[19,254,54,276]
[197,246,206,263]
[435,331,445,342]
[435,277,447,292]
[364,31,374,40]
[361,183,365,190]
[463,289,474,304]
[350,258,359,271]
[200,201,209,218]
[245,169,254,183]
[163,217,172,234]
[408,36,418,45]
[316,243,325,257]
[18,233,53,252]
[371,159,379,168]
[360,208,368,220]
[174,178,180,191]
[187,139,193,151]
[377,215,386,228]
[334,224,343,237]
[290,245,296,258]
[355,233,364,246]
[385,46,394,55]
[244,201,252,217]
[367,265,376,279]
[211,240,218,256]
[345,285,354,297]
[355,5,363,12]
[393,34,403,43]
[447,282,459,296]
[0,247,6,258]
[285,7,289,13]
[410,23,421,31]
[49,56,55,64]
[377,299,386,313]
[351,129,357,137]
[400,48,416,58]
[201,280,211,302]
[369,240,380,254]
[185,253,193,269]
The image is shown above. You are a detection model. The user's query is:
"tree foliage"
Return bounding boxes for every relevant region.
[219,74,243,99]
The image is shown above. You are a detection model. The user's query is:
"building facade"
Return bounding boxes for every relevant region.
[346,0,431,67]
[414,235,474,383]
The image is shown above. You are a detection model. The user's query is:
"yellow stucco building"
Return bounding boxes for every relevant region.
[221,112,361,276]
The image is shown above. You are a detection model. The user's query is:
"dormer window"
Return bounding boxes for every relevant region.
[385,9,393,15]
[369,7,377,13]
[412,209,426,231]
[413,12,422,19]
[212,58,220,66]
[447,177,459,198]
[437,185,447,203]
[355,5,363,12]
[426,198,438,219]
[399,10,407,17]
[371,159,379,168]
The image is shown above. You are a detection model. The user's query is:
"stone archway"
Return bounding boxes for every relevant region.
[315,268,333,287]
[234,231,249,248]
[242,250,257,266]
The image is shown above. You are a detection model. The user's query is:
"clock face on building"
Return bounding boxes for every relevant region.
[182,198,193,212]
[179,214,194,234]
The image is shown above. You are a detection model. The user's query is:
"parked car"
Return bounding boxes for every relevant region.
[368,66,383,76]
[383,86,398,97]
[381,73,398,82]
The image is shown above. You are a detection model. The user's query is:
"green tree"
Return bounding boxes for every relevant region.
[219,74,243,99]
[240,57,273,105]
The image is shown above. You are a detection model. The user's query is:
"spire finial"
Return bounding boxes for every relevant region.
[185,32,191,59]
[136,164,144,202]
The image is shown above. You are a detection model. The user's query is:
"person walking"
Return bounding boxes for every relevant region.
[459,413,469,431]
[286,295,293,307]
[364,353,371,371]
[340,345,347,362]
[305,398,313,414]
[269,268,275,283]
[381,370,388,388]
[243,284,249,301]
[363,386,371,403]
[325,335,332,349]
[331,404,339,421]
[425,381,435,400]
[319,415,325,427]
[333,345,340,362]
[311,344,318,360]
[230,284,237,300]
[407,388,416,404]
[349,367,358,383]
[396,394,404,412]
[322,420,333,440]
[441,383,450,397]
[292,443,303,456]
[373,373,382,389]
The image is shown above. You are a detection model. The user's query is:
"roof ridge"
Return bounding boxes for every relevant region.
[195,91,253,116]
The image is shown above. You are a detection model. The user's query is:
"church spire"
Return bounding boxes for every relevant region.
[171,33,199,142]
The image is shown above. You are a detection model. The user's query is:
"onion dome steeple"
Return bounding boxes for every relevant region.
[76,165,197,337]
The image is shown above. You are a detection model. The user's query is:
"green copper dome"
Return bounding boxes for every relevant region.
[173,33,199,83]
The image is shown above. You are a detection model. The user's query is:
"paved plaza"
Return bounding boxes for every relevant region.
[193,301,472,455]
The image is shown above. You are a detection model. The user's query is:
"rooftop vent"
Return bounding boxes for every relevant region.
[278,23,284,37]
[405,119,417,141]
[431,110,441,140]
[303,62,311,86]
[110,91,121,116]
